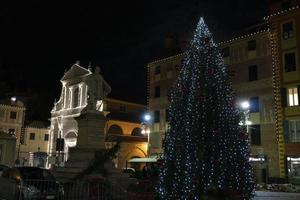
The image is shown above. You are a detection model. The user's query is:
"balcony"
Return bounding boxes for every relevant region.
[284,106,300,117]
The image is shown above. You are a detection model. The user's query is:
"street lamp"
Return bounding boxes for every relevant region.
[142,113,151,155]
[241,101,250,110]
[239,101,251,142]
[144,114,151,122]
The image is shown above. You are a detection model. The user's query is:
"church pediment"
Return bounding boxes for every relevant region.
[61,64,91,81]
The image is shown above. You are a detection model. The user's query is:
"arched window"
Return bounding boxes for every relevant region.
[73,87,79,108]
[131,127,142,136]
[107,124,123,135]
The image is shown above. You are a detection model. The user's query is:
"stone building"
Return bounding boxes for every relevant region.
[219,25,279,183]
[49,62,111,164]
[0,98,26,147]
[0,131,16,167]
[266,0,300,183]
[49,62,148,170]
[147,26,280,183]
[147,0,300,183]
[19,121,50,167]
[105,98,148,169]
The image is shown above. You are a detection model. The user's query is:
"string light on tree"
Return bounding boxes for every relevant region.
[157,17,254,199]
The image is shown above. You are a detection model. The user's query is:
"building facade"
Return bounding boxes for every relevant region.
[147,54,183,155]
[0,98,25,147]
[220,28,280,183]
[0,131,16,167]
[49,62,111,164]
[19,121,50,167]
[147,28,283,183]
[147,0,300,184]
[266,0,300,183]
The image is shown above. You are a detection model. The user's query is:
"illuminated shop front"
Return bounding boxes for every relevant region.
[287,157,300,178]
[249,155,268,183]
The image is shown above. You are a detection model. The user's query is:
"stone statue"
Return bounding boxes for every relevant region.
[85,68,111,111]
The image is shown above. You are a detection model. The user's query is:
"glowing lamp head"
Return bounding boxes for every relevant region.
[11,97,16,102]
[245,121,252,125]
[144,114,151,122]
[240,101,250,110]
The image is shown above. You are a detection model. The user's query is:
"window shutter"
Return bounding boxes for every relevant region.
[283,120,289,142]
[297,85,300,99]
[281,87,287,107]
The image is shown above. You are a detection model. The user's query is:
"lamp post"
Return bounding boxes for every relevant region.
[240,101,252,142]
[142,113,151,156]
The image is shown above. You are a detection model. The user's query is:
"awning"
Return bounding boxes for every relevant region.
[128,157,158,163]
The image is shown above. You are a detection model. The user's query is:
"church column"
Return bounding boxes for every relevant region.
[79,83,83,107]
[80,83,88,107]
[68,87,74,109]
[63,83,67,109]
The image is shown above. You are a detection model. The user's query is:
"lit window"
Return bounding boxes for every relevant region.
[288,120,300,142]
[288,87,299,106]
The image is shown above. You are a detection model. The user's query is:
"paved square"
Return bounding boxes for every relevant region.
[254,191,300,200]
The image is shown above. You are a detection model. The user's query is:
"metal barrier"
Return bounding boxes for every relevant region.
[0,179,127,200]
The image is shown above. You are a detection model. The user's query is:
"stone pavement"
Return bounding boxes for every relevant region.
[254,191,300,199]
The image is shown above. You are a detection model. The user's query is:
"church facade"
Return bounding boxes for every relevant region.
[49,62,111,164]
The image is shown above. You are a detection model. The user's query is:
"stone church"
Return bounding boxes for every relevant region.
[49,62,148,169]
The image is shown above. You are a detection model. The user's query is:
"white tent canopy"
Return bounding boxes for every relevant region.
[128,157,158,163]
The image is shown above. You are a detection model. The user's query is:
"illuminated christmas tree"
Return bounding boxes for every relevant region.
[157,18,254,199]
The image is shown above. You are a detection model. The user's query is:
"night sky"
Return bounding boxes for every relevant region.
[0,0,268,120]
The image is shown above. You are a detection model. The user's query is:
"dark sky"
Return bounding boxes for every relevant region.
[0,0,268,120]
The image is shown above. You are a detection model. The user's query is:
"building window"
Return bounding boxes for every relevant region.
[248,65,258,81]
[250,125,261,145]
[29,133,35,140]
[288,120,300,142]
[8,129,15,136]
[250,97,259,113]
[155,86,160,98]
[288,87,299,106]
[0,110,4,118]
[73,87,79,108]
[10,111,17,119]
[282,21,294,40]
[248,40,256,51]
[119,105,126,112]
[155,66,161,75]
[154,110,160,123]
[44,134,49,141]
[284,52,296,72]
[222,47,230,57]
